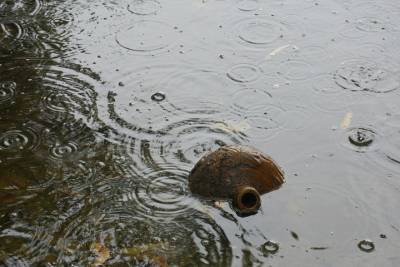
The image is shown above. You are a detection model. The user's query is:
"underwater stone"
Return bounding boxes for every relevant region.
[188,145,285,215]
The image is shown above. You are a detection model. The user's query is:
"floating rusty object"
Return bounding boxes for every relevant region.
[188,145,285,215]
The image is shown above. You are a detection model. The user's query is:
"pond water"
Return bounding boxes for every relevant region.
[1,0,400,266]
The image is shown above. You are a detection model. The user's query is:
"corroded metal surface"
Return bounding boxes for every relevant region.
[188,145,285,199]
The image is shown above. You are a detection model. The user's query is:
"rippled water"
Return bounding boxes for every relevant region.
[1,0,400,266]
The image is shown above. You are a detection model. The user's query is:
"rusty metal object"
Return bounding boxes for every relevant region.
[188,145,285,215]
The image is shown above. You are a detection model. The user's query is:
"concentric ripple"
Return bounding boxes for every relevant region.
[116,20,179,53]
[0,127,40,153]
[355,17,390,32]
[0,224,53,264]
[309,75,356,113]
[119,167,194,221]
[260,45,327,83]
[230,87,273,115]
[269,154,383,253]
[312,74,343,95]
[279,59,314,81]
[112,117,246,177]
[334,59,400,93]
[0,0,43,17]
[49,142,79,160]
[37,62,100,126]
[341,1,400,36]
[377,127,400,173]
[342,127,378,153]
[127,0,161,15]
[100,65,243,141]
[358,239,375,252]
[227,64,260,83]
[161,69,236,114]
[243,105,286,140]
[236,0,260,11]
[0,81,17,107]
[184,212,233,266]
[229,88,292,140]
[0,21,24,43]
[40,91,68,113]
[232,17,286,49]
[0,59,100,125]
[160,118,246,165]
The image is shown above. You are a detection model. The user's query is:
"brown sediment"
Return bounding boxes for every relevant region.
[188,145,284,214]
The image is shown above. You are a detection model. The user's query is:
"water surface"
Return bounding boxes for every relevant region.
[1,0,400,266]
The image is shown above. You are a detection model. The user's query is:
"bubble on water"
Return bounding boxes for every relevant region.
[347,127,375,148]
[227,64,260,83]
[260,240,279,254]
[342,127,378,153]
[128,0,161,15]
[116,20,179,53]
[358,239,375,252]
[151,91,166,102]
[334,59,400,93]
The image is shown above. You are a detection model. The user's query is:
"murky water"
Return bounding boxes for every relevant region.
[1,0,400,266]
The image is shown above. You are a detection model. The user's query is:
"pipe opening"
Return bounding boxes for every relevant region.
[241,191,258,209]
[233,186,261,215]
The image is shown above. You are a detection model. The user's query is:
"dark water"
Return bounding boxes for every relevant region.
[1,0,400,266]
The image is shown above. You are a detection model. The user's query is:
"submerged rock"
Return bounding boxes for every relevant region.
[188,145,284,215]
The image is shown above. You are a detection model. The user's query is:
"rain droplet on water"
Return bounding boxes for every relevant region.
[260,240,279,254]
[358,239,375,252]
[151,92,166,102]
[348,128,375,147]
